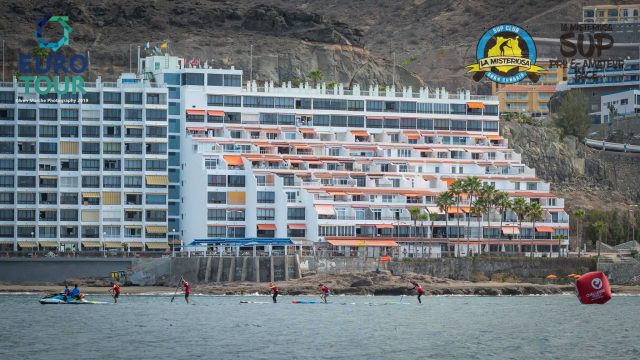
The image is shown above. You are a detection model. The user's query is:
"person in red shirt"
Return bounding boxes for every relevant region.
[410,281,425,304]
[110,281,121,303]
[182,278,190,304]
[268,282,279,303]
[319,283,331,303]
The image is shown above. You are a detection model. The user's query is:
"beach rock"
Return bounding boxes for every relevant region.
[350,278,374,287]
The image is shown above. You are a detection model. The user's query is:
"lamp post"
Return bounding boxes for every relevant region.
[103,232,107,257]
[31,231,34,257]
[171,228,176,257]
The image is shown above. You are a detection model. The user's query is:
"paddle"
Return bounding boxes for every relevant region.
[400,294,404,304]
[170,276,183,303]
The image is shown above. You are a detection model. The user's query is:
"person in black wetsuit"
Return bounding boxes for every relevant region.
[409,281,425,304]
[269,282,279,303]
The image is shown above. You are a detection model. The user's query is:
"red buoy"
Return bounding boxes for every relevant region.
[575,271,612,305]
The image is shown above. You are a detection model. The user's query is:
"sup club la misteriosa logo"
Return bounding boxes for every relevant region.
[466,24,544,84]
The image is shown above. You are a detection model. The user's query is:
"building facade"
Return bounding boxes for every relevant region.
[582,4,640,23]
[0,75,169,252]
[600,89,640,123]
[143,55,570,257]
[492,61,566,116]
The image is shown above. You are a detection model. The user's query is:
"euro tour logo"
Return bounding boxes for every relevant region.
[18,15,87,95]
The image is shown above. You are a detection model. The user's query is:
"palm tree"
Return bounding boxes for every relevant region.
[494,191,512,241]
[512,197,529,254]
[478,184,498,254]
[463,177,483,248]
[574,209,586,257]
[408,207,422,238]
[526,202,544,257]
[449,179,465,256]
[417,212,428,238]
[471,197,487,256]
[555,234,566,257]
[436,191,455,256]
[593,220,607,258]
[307,69,324,87]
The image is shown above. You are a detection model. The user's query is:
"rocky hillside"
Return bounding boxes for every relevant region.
[0,0,610,90]
[502,122,640,211]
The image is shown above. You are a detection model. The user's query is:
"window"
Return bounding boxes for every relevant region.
[208,175,226,187]
[0,91,15,104]
[0,192,14,204]
[227,210,245,221]
[228,175,245,187]
[0,176,14,187]
[39,192,57,205]
[103,142,121,155]
[17,210,35,221]
[125,109,142,121]
[146,159,166,171]
[223,74,241,87]
[82,92,100,104]
[125,142,142,154]
[146,210,166,222]
[39,142,57,154]
[18,158,35,171]
[103,126,121,138]
[0,209,14,221]
[103,108,122,121]
[287,208,305,220]
[17,192,35,204]
[124,176,142,188]
[60,193,78,205]
[39,176,57,188]
[103,176,121,188]
[164,73,180,85]
[82,159,100,171]
[146,194,166,205]
[207,192,226,204]
[0,142,13,154]
[82,142,100,154]
[60,125,78,137]
[0,108,14,120]
[146,126,167,138]
[182,73,205,86]
[207,73,223,86]
[82,126,100,138]
[103,92,121,104]
[18,109,36,120]
[82,175,100,188]
[103,159,121,171]
[257,191,275,203]
[147,93,161,104]
[146,143,166,155]
[18,125,36,137]
[125,92,143,104]
[61,109,79,121]
[146,109,167,122]
[40,108,57,121]
[207,209,226,221]
[207,226,226,238]
[257,208,275,220]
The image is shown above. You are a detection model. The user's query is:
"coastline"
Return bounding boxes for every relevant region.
[2,272,639,296]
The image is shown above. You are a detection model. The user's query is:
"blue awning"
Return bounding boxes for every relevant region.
[189,238,294,247]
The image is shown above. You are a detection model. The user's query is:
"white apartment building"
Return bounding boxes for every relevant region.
[0,74,169,253]
[142,55,569,257]
[600,89,640,123]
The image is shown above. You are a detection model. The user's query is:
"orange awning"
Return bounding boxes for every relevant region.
[207,110,224,116]
[186,127,206,131]
[186,109,205,115]
[466,102,485,109]
[327,239,399,247]
[448,206,471,214]
[375,224,395,229]
[422,175,437,180]
[315,205,335,215]
[351,130,369,137]
[536,226,554,232]
[223,155,244,166]
[486,135,503,140]
[299,128,316,134]
[406,134,420,140]
[502,226,520,235]
[288,224,307,230]
[367,116,384,120]
[257,224,276,231]
[441,178,457,185]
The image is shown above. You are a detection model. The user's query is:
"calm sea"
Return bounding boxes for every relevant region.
[0,294,638,359]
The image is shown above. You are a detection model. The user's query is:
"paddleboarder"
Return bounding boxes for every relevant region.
[110,281,121,303]
[319,283,331,303]
[182,278,191,304]
[409,281,425,304]
[268,282,280,303]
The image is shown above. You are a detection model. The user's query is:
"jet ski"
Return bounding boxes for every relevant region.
[39,293,108,305]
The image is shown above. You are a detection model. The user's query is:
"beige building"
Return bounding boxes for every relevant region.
[583,4,640,23]
[492,61,566,116]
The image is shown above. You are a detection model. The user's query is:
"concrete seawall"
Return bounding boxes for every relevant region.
[389,257,597,281]
[0,258,132,284]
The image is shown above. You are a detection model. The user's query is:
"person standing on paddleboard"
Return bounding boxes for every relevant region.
[319,284,331,303]
[110,281,121,303]
[182,278,191,304]
[268,282,280,303]
[409,281,425,304]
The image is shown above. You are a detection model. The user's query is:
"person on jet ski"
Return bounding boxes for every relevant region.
[62,285,71,301]
[70,284,83,300]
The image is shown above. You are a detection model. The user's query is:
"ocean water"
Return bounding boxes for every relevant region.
[0,294,639,359]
